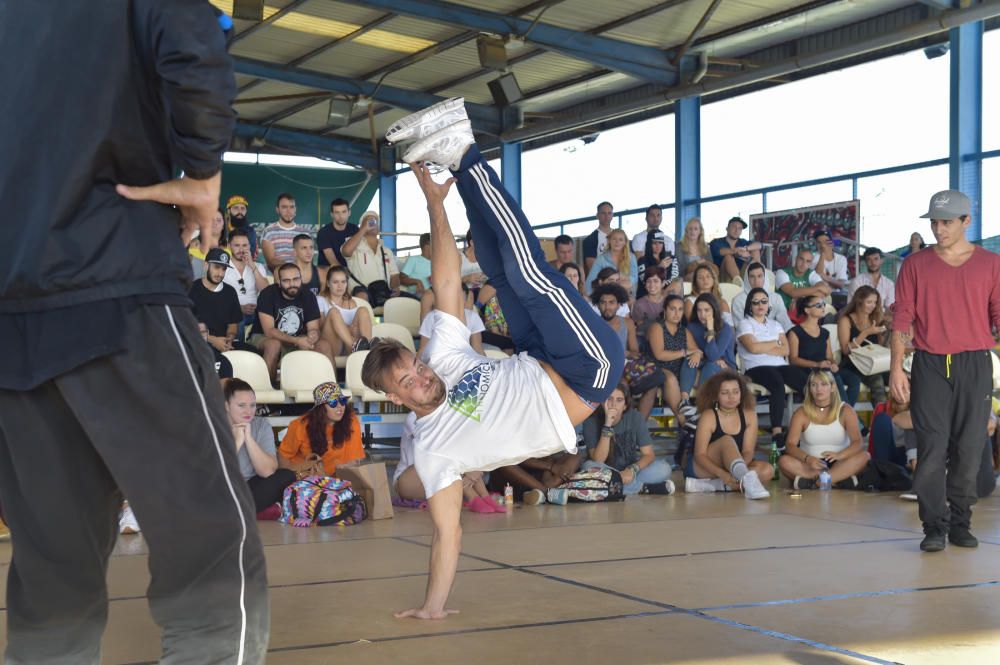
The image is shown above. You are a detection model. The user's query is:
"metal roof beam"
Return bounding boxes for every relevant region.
[233,57,502,132]
[338,0,678,82]
[233,122,377,170]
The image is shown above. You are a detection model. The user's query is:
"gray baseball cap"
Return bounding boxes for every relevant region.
[920,189,971,220]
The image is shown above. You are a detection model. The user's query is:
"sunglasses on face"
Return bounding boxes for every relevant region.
[326,396,349,407]
[806,301,826,309]
[750,299,769,306]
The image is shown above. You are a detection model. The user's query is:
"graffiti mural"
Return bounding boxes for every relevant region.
[750,200,860,275]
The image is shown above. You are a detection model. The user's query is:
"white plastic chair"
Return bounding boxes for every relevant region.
[719,282,742,304]
[279,350,338,403]
[223,351,288,403]
[823,323,842,365]
[383,297,422,337]
[346,350,390,403]
[372,322,417,353]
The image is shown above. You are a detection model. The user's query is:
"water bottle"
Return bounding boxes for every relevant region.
[768,443,780,483]
[818,466,832,491]
[504,483,514,506]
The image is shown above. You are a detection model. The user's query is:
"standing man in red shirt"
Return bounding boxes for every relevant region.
[891,190,1000,553]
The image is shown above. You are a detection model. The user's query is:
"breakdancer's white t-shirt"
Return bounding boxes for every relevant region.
[412,311,577,497]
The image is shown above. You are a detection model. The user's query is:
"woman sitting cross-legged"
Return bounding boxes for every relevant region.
[683,371,772,499]
[318,265,374,354]
[278,381,366,477]
[223,378,296,520]
[581,381,675,495]
[778,369,870,490]
[679,293,737,421]
[647,293,693,428]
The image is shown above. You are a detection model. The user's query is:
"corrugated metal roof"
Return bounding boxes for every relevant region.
[220,1,968,164]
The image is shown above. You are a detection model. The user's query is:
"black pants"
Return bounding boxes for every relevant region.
[247,469,296,512]
[911,350,993,533]
[0,305,269,664]
[746,365,801,429]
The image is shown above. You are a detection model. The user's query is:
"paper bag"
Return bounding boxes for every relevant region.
[336,463,394,520]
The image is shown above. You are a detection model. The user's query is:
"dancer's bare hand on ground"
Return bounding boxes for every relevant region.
[116,172,222,248]
[890,367,910,404]
[409,161,455,206]
[394,607,460,620]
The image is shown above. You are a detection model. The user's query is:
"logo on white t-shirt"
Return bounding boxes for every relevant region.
[447,362,496,422]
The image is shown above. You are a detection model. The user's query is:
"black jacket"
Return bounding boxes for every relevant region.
[0,0,236,312]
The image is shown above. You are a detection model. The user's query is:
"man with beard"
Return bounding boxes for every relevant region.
[361,99,624,620]
[591,283,639,354]
[225,228,270,342]
[189,248,243,353]
[226,194,257,258]
[849,247,895,314]
[250,263,333,384]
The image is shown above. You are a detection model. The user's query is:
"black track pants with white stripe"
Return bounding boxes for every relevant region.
[451,144,625,403]
[0,304,268,665]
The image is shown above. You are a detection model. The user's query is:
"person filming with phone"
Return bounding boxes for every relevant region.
[341,210,405,307]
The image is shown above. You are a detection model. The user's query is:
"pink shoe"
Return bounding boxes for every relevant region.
[256,503,281,521]
[467,496,497,514]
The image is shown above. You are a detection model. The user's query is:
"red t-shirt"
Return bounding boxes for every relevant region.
[893,246,1000,354]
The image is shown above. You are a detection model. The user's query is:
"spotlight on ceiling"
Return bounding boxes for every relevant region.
[477,34,508,70]
[487,73,523,107]
[924,44,949,60]
[327,97,356,128]
[232,0,265,21]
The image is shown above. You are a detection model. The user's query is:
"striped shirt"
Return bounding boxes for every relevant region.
[260,221,311,266]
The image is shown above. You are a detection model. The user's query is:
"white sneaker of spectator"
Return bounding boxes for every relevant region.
[119,501,140,535]
[740,471,771,500]
[523,489,546,505]
[684,477,726,493]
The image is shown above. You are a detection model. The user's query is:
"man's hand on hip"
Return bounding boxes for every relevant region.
[116,172,221,248]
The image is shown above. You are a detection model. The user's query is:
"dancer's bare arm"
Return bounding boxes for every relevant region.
[410,162,463,322]
[395,480,463,620]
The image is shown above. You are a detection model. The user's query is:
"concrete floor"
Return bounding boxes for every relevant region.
[3,477,1000,664]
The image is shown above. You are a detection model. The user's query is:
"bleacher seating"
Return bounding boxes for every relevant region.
[223,350,288,404]
[279,350,339,403]
[372,322,417,353]
[383,297,422,337]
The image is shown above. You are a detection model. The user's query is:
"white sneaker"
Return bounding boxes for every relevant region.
[900,492,918,502]
[740,471,771,500]
[546,488,569,505]
[385,97,467,144]
[685,477,724,494]
[523,489,546,505]
[119,502,140,535]
[402,120,474,171]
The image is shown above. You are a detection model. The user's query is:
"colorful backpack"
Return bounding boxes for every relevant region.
[279,476,367,527]
[557,467,625,502]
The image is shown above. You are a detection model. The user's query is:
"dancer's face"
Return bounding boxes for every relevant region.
[386,351,446,411]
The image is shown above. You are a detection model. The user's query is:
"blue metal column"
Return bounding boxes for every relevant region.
[379,145,398,251]
[501,141,522,205]
[674,57,701,242]
[949,19,983,241]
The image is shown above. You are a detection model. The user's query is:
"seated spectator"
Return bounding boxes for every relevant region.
[225,228,270,342]
[420,285,486,356]
[900,232,926,260]
[632,204,672,261]
[224,378,296,519]
[188,208,229,262]
[810,229,849,291]
[318,266,373,355]
[292,234,321,295]
[250,263,334,384]
[709,217,761,282]
[647,294,691,429]
[583,201,614,274]
[676,216,712,279]
[589,267,630,317]
[394,413,505,513]
[776,248,831,316]
[731,262,793,332]
[198,321,233,379]
[474,282,515,353]
[341,210,401,303]
[261,193,310,272]
[848,247,895,314]
[461,229,487,292]
[278,382,365,476]
[685,263,732,325]
[680,293,737,416]
[637,231,678,297]
[664,276,685,298]
[737,287,804,448]
[400,232,432,296]
[837,285,888,405]
[632,266,668,335]
[491,452,585,505]
[549,234,576,271]
[592,284,663,419]
[558,261,585,295]
[683,371,772,498]
[225,195,257,260]
[585,229,638,298]
[189,248,243,354]
[778,370,869,490]
[740,246,775,289]
[788,295,848,402]
[316,197,358,269]
[581,382,675,495]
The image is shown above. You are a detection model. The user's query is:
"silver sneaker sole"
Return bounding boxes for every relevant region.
[385,97,466,144]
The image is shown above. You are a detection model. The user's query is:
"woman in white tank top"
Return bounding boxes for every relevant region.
[779,369,870,490]
[318,266,374,355]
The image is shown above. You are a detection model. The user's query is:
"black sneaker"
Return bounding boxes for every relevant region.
[920,530,947,552]
[793,476,816,490]
[948,526,979,548]
[641,481,675,495]
[352,337,371,352]
[834,475,859,490]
